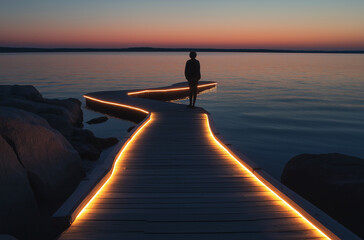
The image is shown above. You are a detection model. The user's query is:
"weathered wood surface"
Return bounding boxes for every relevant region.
[57,82,358,240]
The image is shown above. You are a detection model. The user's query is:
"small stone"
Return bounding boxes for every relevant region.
[86,116,108,124]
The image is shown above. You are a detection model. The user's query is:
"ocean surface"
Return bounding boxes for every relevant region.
[1,52,363,179]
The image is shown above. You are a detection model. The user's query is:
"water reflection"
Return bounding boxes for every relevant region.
[1,52,364,178]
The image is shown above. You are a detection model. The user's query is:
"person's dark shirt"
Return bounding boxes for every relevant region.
[185,59,201,82]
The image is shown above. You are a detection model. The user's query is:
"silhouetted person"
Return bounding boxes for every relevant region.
[185,51,201,107]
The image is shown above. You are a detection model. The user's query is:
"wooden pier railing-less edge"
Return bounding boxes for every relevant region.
[53,82,359,240]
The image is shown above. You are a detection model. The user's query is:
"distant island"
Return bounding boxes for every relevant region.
[1,47,364,54]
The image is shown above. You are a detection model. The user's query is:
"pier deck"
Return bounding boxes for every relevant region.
[56,82,358,240]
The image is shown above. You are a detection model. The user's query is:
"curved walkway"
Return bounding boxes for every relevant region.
[57,82,357,240]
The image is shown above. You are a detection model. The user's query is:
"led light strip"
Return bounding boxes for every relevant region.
[74,97,152,222]
[84,95,149,114]
[203,113,331,240]
[127,82,217,95]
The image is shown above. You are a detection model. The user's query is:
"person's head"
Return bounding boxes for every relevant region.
[189,51,197,59]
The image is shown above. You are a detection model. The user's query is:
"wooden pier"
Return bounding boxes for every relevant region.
[54,82,358,240]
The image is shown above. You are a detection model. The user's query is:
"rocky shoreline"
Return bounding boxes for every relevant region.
[282,153,364,238]
[0,85,118,239]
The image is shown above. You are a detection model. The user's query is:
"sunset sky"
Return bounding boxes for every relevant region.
[1,0,364,50]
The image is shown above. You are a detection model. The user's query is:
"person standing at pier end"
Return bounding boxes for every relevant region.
[185,51,201,107]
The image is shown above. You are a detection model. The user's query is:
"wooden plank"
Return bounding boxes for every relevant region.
[94,195,278,204]
[82,205,295,216]
[77,211,298,223]
[90,200,283,209]
[106,181,261,188]
[60,231,326,240]
[141,231,326,240]
[76,211,296,222]
[143,217,315,233]
[100,187,267,194]
[98,191,273,199]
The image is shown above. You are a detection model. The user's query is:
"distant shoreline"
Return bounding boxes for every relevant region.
[1,47,364,54]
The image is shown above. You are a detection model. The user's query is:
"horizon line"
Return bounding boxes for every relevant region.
[1,46,364,54]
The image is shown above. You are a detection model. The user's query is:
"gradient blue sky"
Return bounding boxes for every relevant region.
[1,0,364,50]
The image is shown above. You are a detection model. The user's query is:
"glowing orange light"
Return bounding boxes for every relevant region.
[83,95,149,114]
[74,111,153,222]
[203,113,331,240]
[127,82,217,95]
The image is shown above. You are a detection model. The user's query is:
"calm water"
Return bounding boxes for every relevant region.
[1,52,364,179]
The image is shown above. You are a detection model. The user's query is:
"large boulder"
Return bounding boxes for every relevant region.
[23,100,82,130]
[281,153,364,238]
[0,97,38,113]
[43,98,83,127]
[37,112,75,137]
[10,85,43,102]
[0,85,83,131]
[0,235,18,240]
[0,85,118,163]
[0,85,43,102]
[0,96,82,136]
[0,136,39,239]
[0,107,83,209]
[69,129,118,161]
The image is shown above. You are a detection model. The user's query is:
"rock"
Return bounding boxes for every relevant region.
[127,126,135,132]
[10,85,43,102]
[69,129,101,161]
[0,235,19,240]
[0,85,83,129]
[69,129,118,161]
[35,101,81,127]
[281,153,364,238]
[0,96,83,137]
[0,97,38,113]
[0,85,12,100]
[97,137,118,149]
[86,116,108,124]
[0,135,39,239]
[38,113,75,137]
[43,98,83,127]
[71,141,101,161]
[0,107,83,208]
[0,96,82,143]
[0,84,84,135]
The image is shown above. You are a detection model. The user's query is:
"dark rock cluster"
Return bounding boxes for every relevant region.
[0,85,118,239]
[0,85,117,161]
[281,153,364,238]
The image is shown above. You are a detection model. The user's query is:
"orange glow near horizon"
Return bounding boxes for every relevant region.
[3,29,364,50]
[2,1,364,50]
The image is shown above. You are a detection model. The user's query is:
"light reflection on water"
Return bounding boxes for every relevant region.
[1,52,364,179]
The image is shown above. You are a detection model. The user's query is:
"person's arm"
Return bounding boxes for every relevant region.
[185,60,192,80]
[185,62,188,79]
[185,61,189,80]
[197,60,201,80]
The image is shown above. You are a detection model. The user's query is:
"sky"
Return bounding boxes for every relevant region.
[0,0,364,50]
